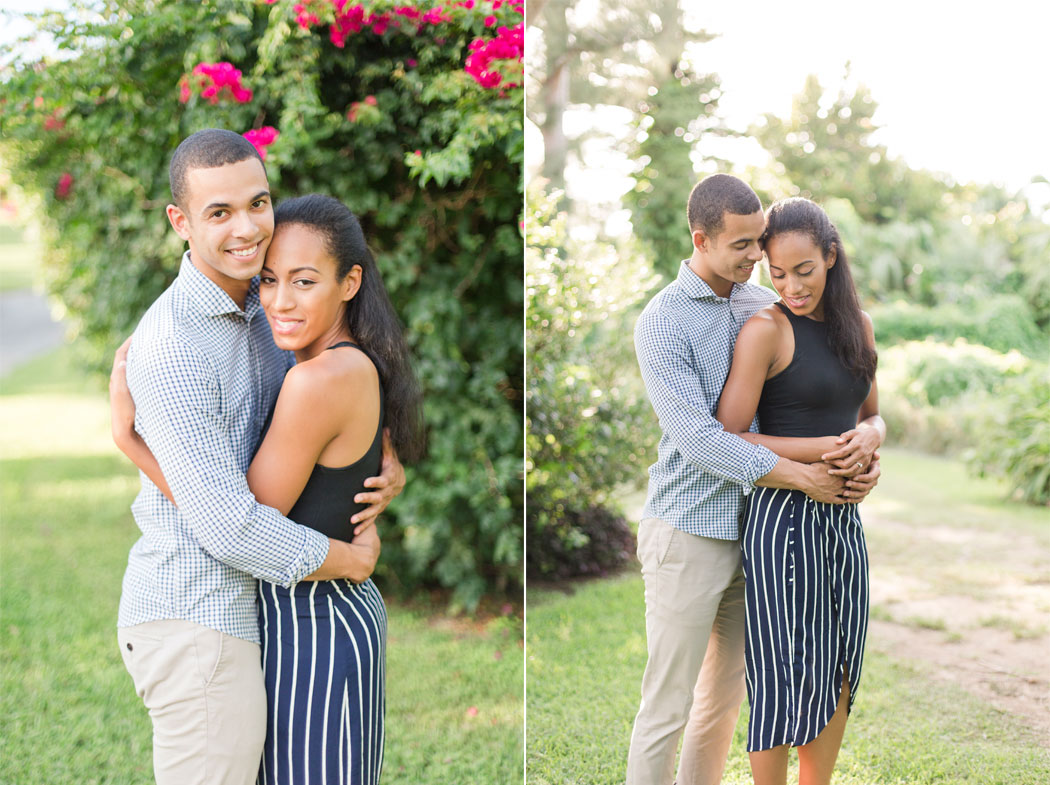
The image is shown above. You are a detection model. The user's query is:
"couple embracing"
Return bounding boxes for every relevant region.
[110,128,424,784]
[629,174,884,785]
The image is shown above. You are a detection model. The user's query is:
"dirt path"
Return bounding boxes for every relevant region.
[863,510,1050,744]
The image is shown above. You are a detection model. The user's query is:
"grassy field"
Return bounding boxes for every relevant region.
[0,223,40,292]
[527,451,1050,784]
[0,345,523,785]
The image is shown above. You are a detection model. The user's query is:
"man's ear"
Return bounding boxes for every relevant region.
[692,228,708,253]
[166,204,192,241]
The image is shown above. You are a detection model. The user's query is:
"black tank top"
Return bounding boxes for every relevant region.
[285,342,384,543]
[755,304,870,437]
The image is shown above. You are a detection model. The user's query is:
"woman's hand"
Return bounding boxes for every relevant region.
[352,430,406,534]
[821,426,881,478]
[109,336,135,446]
[346,524,381,583]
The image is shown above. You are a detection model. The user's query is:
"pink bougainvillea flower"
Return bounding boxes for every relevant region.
[484,15,496,26]
[293,2,321,28]
[422,6,445,25]
[55,172,74,200]
[183,62,254,105]
[243,126,279,160]
[364,95,377,106]
[464,22,524,90]
[43,110,65,131]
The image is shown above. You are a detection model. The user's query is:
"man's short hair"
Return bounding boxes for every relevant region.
[686,173,762,238]
[169,129,264,208]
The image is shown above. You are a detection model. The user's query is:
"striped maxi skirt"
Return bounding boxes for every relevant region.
[258,578,387,785]
[741,487,869,752]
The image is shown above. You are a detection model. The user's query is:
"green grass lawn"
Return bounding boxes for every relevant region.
[527,450,1050,785]
[0,345,523,784]
[527,575,1050,785]
[0,224,41,292]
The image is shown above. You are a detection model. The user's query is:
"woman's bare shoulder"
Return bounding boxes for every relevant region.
[741,304,787,339]
[279,348,378,410]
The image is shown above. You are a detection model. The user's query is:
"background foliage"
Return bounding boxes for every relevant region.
[1,0,524,609]
[525,1,1049,578]
[525,184,658,578]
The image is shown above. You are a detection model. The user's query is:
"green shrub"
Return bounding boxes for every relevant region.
[879,338,1030,409]
[524,497,636,580]
[870,295,1045,357]
[878,339,1049,505]
[526,184,660,578]
[965,367,1050,506]
[2,0,523,609]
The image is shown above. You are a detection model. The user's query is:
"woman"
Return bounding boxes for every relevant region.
[113,194,425,785]
[715,197,884,785]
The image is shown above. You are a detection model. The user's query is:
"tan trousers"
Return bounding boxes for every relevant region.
[626,518,747,785]
[118,619,267,785]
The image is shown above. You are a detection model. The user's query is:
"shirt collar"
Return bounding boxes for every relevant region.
[178,251,262,319]
[676,259,741,302]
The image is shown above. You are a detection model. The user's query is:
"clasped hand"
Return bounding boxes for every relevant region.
[821,427,880,479]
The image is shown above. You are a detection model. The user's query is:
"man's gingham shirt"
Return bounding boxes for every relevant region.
[635,261,780,540]
[118,253,330,643]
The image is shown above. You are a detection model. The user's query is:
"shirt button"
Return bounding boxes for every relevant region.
[126,642,133,651]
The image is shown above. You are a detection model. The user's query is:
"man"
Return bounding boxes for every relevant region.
[110,129,404,785]
[627,174,880,785]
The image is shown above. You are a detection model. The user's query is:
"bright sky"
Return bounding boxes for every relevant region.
[526,0,1050,216]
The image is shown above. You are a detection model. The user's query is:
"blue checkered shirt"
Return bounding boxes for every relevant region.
[118,253,330,643]
[635,261,780,540]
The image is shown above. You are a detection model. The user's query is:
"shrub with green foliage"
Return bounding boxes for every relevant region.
[526,185,660,578]
[1,0,523,609]
[876,338,1044,473]
[879,338,1029,409]
[964,367,1050,506]
[869,295,1045,358]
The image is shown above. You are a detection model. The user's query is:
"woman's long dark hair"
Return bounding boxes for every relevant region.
[275,194,425,463]
[762,197,878,384]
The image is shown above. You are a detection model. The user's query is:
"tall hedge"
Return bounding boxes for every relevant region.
[1,0,524,609]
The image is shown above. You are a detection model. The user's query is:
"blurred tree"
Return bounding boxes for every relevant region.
[1,0,524,610]
[751,71,946,226]
[622,62,722,276]
[527,0,711,197]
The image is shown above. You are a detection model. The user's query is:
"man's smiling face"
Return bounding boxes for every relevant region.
[166,157,274,299]
[692,209,766,297]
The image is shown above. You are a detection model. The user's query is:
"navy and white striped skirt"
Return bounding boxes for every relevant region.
[741,487,869,752]
[258,578,387,785]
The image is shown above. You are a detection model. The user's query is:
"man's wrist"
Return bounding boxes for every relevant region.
[758,456,814,493]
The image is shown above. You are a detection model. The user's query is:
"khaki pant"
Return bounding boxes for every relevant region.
[118,620,267,785]
[626,518,747,785]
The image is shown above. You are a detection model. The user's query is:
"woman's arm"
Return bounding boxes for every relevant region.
[245,362,346,515]
[716,310,839,463]
[110,338,176,503]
